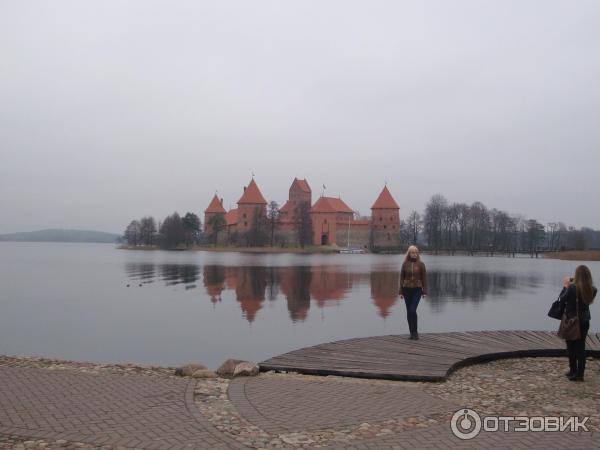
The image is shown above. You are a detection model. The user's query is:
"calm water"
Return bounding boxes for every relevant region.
[1,242,598,369]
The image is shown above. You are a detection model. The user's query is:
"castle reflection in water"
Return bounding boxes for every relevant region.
[125,263,540,323]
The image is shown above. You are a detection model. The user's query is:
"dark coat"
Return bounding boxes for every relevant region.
[559,284,596,322]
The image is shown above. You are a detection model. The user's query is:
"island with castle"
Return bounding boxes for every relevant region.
[203,177,401,250]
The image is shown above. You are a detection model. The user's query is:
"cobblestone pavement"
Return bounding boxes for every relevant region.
[2,357,600,449]
[228,376,457,434]
[0,364,243,449]
[229,372,600,449]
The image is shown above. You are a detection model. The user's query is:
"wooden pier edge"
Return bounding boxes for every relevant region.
[258,331,600,382]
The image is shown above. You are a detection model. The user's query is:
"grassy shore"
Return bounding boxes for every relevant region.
[543,250,600,261]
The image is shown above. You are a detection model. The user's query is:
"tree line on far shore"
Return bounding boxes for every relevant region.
[123,200,314,249]
[122,194,600,253]
[411,194,600,256]
[124,212,201,249]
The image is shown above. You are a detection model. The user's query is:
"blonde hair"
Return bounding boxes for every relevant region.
[404,245,421,263]
[574,265,595,305]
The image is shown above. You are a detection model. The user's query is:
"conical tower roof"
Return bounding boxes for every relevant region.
[238,179,267,205]
[371,186,400,210]
[205,194,227,214]
[290,178,311,193]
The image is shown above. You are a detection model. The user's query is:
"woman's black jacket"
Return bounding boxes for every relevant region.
[559,284,596,321]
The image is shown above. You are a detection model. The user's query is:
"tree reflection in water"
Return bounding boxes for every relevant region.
[124,263,541,323]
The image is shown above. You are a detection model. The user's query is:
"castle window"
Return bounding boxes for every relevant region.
[379,217,383,221]
[392,225,395,229]
[244,221,247,226]
[384,225,387,229]
[390,217,393,221]
[324,219,327,224]
[243,213,247,219]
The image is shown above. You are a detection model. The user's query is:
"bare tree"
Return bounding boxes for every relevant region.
[423,194,448,253]
[159,212,185,249]
[139,216,157,246]
[182,212,201,247]
[295,202,313,248]
[124,220,141,246]
[467,202,490,254]
[207,213,226,246]
[267,201,279,247]
[525,219,545,257]
[406,210,422,245]
[245,206,268,246]
[546,222,559,252]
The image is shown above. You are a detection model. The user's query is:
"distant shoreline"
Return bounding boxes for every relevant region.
[117,244,343,254]
[116,246,600,260]
[0,229,119,244]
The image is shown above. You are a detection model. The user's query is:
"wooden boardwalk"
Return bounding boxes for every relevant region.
[259,330,600,381]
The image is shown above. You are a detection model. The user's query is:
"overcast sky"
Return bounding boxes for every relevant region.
[1,0,599,234]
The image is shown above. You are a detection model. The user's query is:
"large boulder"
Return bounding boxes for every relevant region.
[216,359,246,377]
[233,362,259,377]
[192,369,217,379]
[175,363,207,377]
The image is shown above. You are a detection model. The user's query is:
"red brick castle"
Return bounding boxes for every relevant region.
[204,177,401,248]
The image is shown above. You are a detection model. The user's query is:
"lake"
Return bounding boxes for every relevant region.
[1,242,598,369]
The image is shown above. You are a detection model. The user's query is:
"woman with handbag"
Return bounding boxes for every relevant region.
[399,245,427,340]
[558,265,596,382]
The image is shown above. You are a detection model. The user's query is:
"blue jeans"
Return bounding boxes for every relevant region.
[402,287,422,334]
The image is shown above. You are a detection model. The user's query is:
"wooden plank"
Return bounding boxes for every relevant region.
[259,362,444,376]
[585,332,600,350]
[377,335,481,357]
[474,330,532,349]
[265,354,453,370]
[506,330,557,349]
[528,330,564,346]
[427,332,517,352]
[422,333,504,352]
[368,338,476,359]
[312,339,475,364]
[273,342,460,362]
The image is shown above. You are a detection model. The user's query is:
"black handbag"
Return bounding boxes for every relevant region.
[557,298,581,340]
[548,296,564,320]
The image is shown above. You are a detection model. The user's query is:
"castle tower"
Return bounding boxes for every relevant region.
[310,196,353,246]
[237,178,267,234]
[204,194,227,234]
[370,186,400,246]
[279,178,312,227]
[289,178,311,204]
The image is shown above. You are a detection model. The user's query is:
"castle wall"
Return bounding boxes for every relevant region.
[371,208,400,248]
[311,213,337,245]
[335,224,370,248]
[237,204,266,234]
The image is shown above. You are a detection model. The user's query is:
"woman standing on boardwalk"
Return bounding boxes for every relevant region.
[399,245,427,340]
[560,265,596,381]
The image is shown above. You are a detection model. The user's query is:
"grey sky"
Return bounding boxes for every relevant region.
[1,0,599,234]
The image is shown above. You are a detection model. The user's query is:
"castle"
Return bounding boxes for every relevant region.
[204,178,401,248]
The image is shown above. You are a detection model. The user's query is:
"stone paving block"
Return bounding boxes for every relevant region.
[229,376,458,433]
[0,365,240,449]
